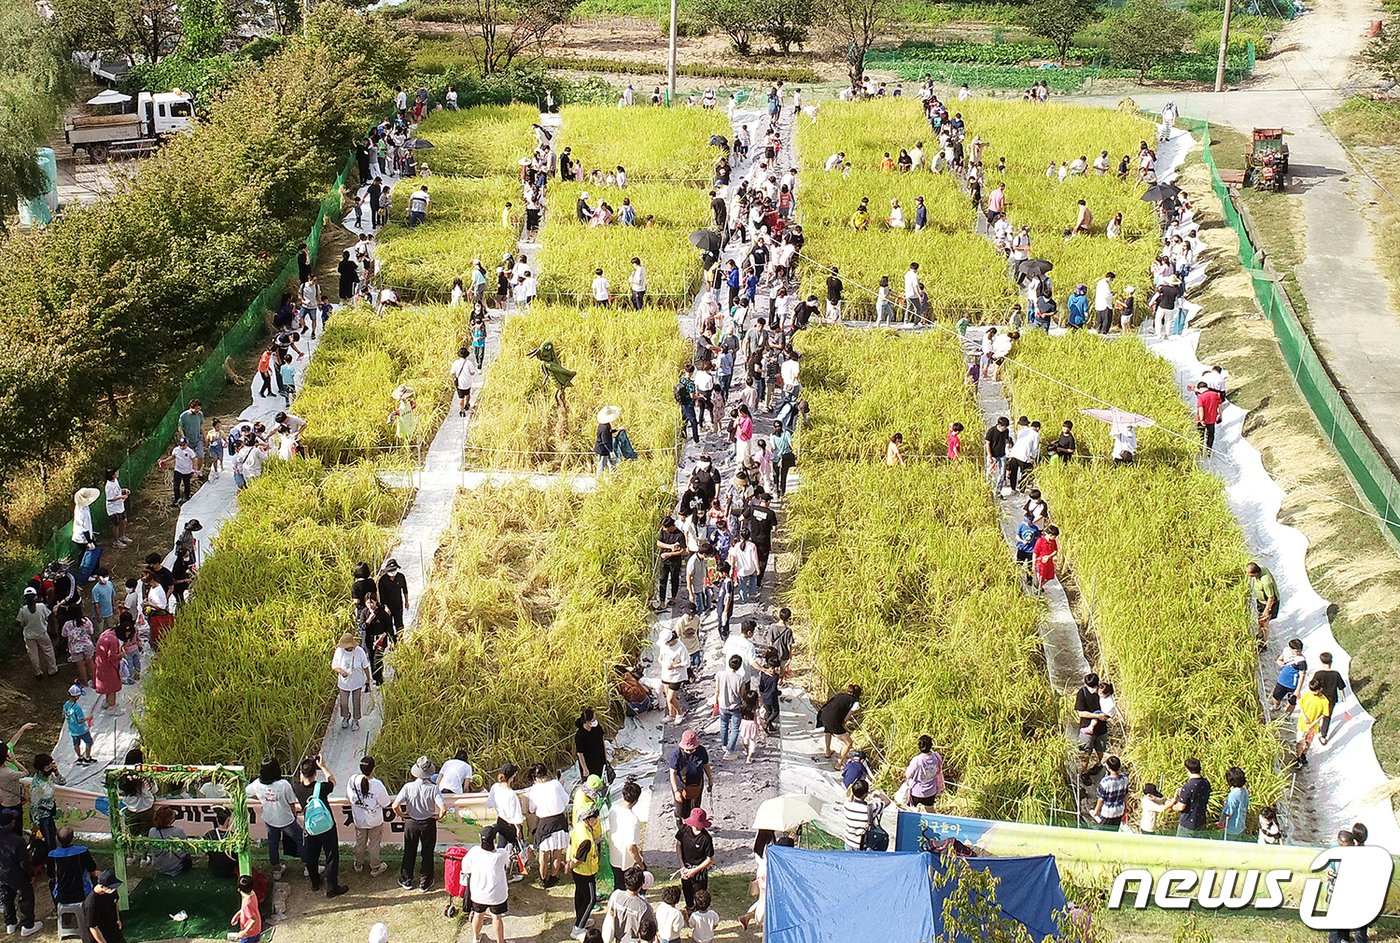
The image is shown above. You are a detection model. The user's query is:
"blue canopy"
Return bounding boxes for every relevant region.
[765,845,1067,943]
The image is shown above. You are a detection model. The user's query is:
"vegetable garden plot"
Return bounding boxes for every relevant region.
[294,303,471,463]
[558,104,729,182]
[139,461,408,768]
[788,328,1067,820]
[372,465,669,776]
[414,104,542,177]
[1006,330,1283,807]
[468,303,688,470]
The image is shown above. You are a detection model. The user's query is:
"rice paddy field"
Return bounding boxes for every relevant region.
[372,463,671,775]
[468,302,688,470]
[413,104,542,177]
[787,327,1068,820]
[795,98,1161,317]
[556,104,729,182]
[139,461,408,766]
[294,303,471,463]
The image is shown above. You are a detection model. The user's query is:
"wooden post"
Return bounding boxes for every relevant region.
[1214,0,1234,92]
[666,0,679,102]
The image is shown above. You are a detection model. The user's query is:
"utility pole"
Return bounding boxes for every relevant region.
[1214,0,1233,92]
[666,0,678,103]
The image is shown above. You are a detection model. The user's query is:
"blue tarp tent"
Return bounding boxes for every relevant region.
[764,845,1068,943]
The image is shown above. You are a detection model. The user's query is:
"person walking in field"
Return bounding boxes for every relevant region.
[1193,381,1223,454]
[1032,524,1060,591]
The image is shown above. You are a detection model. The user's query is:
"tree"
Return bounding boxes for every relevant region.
[0,2,67,220]
[304,1,415,93]
[1104,0,1189,82]
[691,0,759,55]
[52,0,181,64]
[442,0,574,75]
[822,0,897,87]
[757,0,816,53]
[1021,0,1096,66]
[177,0,232,57]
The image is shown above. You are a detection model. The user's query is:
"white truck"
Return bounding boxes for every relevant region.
[65,90,194,162]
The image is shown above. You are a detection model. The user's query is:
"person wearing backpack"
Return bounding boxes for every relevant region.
[842,780,873,850]
[295,756,349,898]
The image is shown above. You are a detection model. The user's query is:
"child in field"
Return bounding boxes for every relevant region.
[228,874,261,943]
[656,886,686,943]
[946,422,963,461]
[738,689,762,764]
[965,356,980,388]
[63,684,95,765]
[207,419,224,479]
[1093,682,1115,732]
[688,889,720,943]
[278,354,296,406]
[1257,806,1283,844]
[1137,784,1167,834]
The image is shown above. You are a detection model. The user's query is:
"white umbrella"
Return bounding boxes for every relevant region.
[87,89,132,106]
[1079,408,1156,429]
[752,794,822,832]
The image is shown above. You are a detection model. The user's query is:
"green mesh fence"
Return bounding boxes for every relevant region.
[36,161,353,566]
[1188,119,1400,544]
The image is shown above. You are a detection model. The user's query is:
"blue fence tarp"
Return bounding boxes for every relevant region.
[765,844,1066,943]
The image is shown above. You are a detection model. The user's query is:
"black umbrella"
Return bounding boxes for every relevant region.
[1014,258,1053,280]
[709,134,730,149]
[1140,182,1181,202]
[405,137,435,150]
[690,230,722,256]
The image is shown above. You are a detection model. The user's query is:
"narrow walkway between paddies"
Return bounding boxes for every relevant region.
[633,102,862,877]
[49,162,409,790]
[320,111,563,789]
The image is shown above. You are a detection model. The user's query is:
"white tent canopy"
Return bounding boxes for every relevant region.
[86,89,132,106]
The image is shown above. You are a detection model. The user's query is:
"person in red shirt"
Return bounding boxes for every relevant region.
[1194,381,1223,453]
[230,874,262,943]
[1033,525,1060,591]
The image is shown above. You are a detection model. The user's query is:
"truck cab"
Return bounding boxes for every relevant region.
[139,91,195,137]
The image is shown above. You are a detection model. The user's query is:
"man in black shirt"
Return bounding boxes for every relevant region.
[1073,673,1108,783]
[984,417,1011,489]
[744,493,779,585]
[81,870,124,943]
[691,457,720,510]
[1169,758,1212,838]
[655,518,686,610]
[203,809,238,879]
[377,559,409,633]
[50,827,99,906]
[710,190,727,236]
[1311,651,1347,743]
[0,810,38,935]
[1048,420,1077,463]
[825,269,843,321]
[675,808,715,911]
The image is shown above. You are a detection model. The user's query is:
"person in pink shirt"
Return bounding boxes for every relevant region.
[946,422,963,460]
[230,874,262,943]
[734,405,755,467]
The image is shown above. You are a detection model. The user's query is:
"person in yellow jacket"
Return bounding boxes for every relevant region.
[1295,676,1330,769]
[566,802,602,940]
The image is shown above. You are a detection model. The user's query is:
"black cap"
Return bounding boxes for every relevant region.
[96,869,122,888]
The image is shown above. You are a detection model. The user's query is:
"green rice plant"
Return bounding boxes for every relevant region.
[399,175,523,226]
[469,302,688,469]
[375,217,520,294]
[372,461,671,777]
[414,104,542,177]
[552,181,710,231]
[138,460,409,768]
[1005,330,1284,810]
[787,327,1066,820]
[537,219,703,304]
[558,104,729,182]
[293,303,471,462]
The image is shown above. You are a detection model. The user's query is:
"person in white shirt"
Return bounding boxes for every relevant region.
[246,759,303,880]
[824,151,844,171]
[606,780,644,888]
[629,258,647,310]
[1093,150,1110,174]
[514,270,537,311]
[408,185,430,225]
[395,88,407,112]
[591,268,611,306]
[332,633,371,730]
[438,750,474,793]
[1005,417,1041,492]
[347,756,392,875]
[910,143,924,169]
[722,620,760,681]
[1094,272,1115,334]
[466,826,513,943]
[445,87,458,109]
[656,628,690,724]
[486,764,526,866]
[903,262,921,321]
[163,439,198,506]
[1111,423,1137,463]
[450,347,480,417]
[104,469,131,547]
